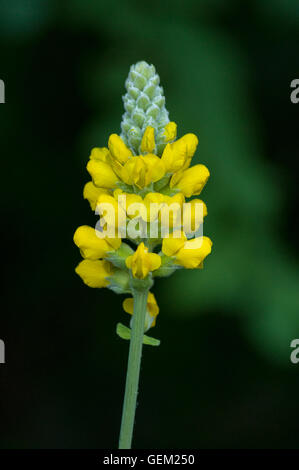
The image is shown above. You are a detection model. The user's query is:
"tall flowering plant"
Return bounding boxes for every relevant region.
[74,61,212,448]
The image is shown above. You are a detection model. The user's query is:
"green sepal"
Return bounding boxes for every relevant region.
[107,269,131,294]
[152,253,181,278]
[116,182,135,193]
[159,186,181,197]
[106,242,134,269]
[129,273,154,291]
[154,173,171,192]
[116,323,160,346]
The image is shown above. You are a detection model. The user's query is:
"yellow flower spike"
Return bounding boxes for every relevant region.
[170,164,210,198]
[89,147,110,162]
[74,61,213,450]
[75,259,113,288]
[140,126,155,154]
[175,236,212,269]
[163,122,177,143]
[87,159,119,189]
[123,292,159,329]
[161,133,198,173]
[83,182,110,211]
[73,225,121,260]
[108,134,133,164]
[125,242,161,279]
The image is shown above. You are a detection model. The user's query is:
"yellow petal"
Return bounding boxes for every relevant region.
[122,297,134,315]
[180,133,199,158]
[121,154,165,189]
[87,159,119,189]
[108,134,132,164]
[140,126,155,153]
[73,225,120,259]
[170,164,210,197]
[148,252,162,271]
[162,231,187,257]
[125,242,161,279]
[75,259,112,288]
[124,193,144,219]
[143,192,165,221]
[141,154,165,185]
[97,193,126,231]
[89,147,110,162]
[122,291,159,327]
[83,182,110,211]
[121,157,146,187]
[161,133,198,173]
[175,236,212,269]
[163,122,177,142]
[147,292,159,321]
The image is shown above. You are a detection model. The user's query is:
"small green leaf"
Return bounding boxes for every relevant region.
[116,323,160,346]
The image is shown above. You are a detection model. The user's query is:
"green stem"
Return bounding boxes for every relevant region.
[118,288,148,449]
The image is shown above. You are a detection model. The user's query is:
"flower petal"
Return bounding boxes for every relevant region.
[83,182,110,211]
[75,259,113,288]
[108,134,132,164]
[140,126,155,153]
[87,159,119,189]
[162,231,186,257]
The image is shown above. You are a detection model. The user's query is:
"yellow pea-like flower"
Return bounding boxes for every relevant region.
[87,159,120,189]
[75,259,113,288]
[161,133,198,173]
[126,242,161,279]
[108,134,133,164]
[123,291,159,329]
[73,225,121,260]
[140,126,155,154]
[163,122,177,143]
[83,182,110,211]
[162,234,212,269]
[170,164,210,198]
[121,157,145,187]
[121,154,165,188]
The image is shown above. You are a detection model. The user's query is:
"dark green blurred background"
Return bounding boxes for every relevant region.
[0,0,299,449]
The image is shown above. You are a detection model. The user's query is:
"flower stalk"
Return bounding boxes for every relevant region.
[118,286,149,449]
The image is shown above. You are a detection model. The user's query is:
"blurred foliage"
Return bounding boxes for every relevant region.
[0,0,299,449]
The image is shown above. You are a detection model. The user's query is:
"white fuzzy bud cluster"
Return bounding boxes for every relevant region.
[120,61,170,156]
